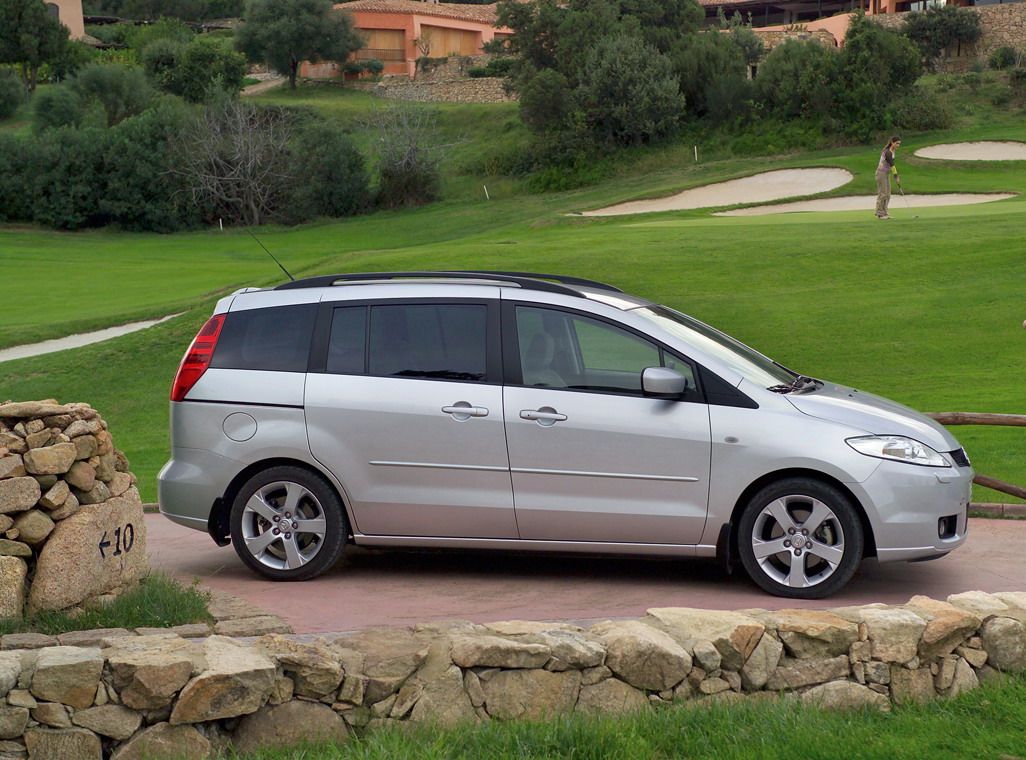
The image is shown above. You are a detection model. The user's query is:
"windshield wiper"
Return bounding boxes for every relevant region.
[768,375,822,394]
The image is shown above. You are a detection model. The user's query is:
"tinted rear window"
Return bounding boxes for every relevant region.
[368,304,487,381]
[211,304,316,373]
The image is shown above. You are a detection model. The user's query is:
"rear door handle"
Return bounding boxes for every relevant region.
[442,402,489,421]
[520,407,567,426]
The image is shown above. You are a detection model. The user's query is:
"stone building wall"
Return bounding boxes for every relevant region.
[873,4,1026,72]
[0,590,1023,758]
[754,28,838,53]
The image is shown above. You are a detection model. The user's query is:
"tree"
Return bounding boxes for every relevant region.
[902,6,981,71]
[756,39,839,120]
[235,0,363,89]
[0,0,69,92]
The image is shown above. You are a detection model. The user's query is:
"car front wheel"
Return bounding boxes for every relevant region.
[230,466,347,581]
[737,478,864,599]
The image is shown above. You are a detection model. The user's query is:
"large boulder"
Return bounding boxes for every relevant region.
[0,707,29,740]
[332,628,429,704]
[450,633,551,669]
[23,727,101,759]
[645,608,764,671]
[405,639,476,725]
[11,510,54,547]
[765,610,859,659]
[0,653,20,698]
[905,596,982,659]
[0,557,27,619]
[741,632,784,691]
[22,443,77,476]
[979,616,1026,671]
[30,647,103,709]
[765,656,849,691]
[28,488,148,613]
[257,635,343,698]
[482,668,582,720]
[591,620,692,692]
[0,477,39,515]
[105,636,206,710]
[576,678,649,714]
[856,608,927,664]
[889,666,936,704]
[233,701,348,754]
[801,681,890,712]
[947,591,1009,618]
[71,705,141,741]
[111,722,211,760]
[169,637,276,724]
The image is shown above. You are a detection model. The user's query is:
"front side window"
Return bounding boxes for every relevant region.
[368,303,487,382]
[515,306,693,395]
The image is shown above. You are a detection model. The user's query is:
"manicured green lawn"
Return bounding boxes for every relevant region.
[3,82,1026,506]
[236,674,1026,759]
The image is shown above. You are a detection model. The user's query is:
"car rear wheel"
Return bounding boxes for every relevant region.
[737,478,864,599]
[230,466,347,581]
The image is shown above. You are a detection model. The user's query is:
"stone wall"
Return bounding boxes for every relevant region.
[370,76,513,103]
[0,590,1023,758]
[754,28,837,54]
[873,4,1026,72]
[0,401,146,618]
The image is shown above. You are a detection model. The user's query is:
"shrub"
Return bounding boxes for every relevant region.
[756,39,839,120]
[363,58,384,75]
[578,34,683,145]
[29,126,111,229]
[518,68,573,133]
[1011,67,1026,94]
[141,38,185,93]
[174,36,246,101]
[0,134,36,221]
[343,60,363,75]
[373,103,444,208]
[285,120,369,222]
[888,85,953,131]
[989,46,1019,70]
[669,32,747,119]
[69,64,155,126]
[124,17,195,51]
[101,98,197,231]
[468,56,515,78]
[0,70,23,120]
[902,6,981,69]
[32,85,85,131]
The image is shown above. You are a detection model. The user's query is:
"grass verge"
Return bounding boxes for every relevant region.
[0,573,212,636]
[235,674,1026,760]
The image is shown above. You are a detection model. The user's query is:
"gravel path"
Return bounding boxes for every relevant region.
[0,314,182,364]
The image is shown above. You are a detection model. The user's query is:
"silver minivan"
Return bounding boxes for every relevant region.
[158,271,971,598]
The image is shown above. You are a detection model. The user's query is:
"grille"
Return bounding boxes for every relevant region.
[949,448,971,468]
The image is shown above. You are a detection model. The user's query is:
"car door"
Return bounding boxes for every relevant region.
[305,297,518,538]
[502,302,712,545]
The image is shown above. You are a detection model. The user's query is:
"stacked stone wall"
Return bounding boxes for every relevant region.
[0,591,1023,758]
[873,4,1026,72]
[0,401,146,618]
[754,28,838,53]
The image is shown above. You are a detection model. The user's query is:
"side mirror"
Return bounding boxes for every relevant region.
[642,367,687,399]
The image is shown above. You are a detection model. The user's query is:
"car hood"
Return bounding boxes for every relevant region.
[785,382,961,452]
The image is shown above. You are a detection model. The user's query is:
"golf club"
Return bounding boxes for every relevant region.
[895,177,918,218]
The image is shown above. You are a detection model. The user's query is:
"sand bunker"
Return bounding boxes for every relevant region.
[717,193,1016,216]
[915,141,1026,161]
[580,168,853,217]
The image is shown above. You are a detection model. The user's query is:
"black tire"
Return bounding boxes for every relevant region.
[229,465,347,581]
[737,477,864,599]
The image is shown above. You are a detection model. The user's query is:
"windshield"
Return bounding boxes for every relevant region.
[634,305,796,388]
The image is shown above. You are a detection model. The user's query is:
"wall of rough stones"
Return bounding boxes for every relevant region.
[0,590,1023,758]
[0,401,146,618]
[873,4,1026,72]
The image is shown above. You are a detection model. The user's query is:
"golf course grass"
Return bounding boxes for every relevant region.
[2,77,1025,509]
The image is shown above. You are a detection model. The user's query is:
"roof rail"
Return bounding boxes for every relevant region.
[273,271,621,296]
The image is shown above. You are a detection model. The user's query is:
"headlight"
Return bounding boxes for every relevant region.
[845,435,951,468]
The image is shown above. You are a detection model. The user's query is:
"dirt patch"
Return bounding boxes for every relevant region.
[914,141,1026,161]
[579,168,853,217]
[716,193,1016,216]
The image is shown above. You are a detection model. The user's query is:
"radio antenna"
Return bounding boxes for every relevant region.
[246,229,295,282]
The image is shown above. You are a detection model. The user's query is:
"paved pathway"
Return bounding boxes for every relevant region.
[0,314,182,364]
[146,514,1026,635]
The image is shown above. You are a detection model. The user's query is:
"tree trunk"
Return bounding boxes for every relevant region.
[289,59,298,89]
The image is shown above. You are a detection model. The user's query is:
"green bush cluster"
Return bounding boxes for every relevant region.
[32,63,156,130]
[343,59,384,76]
[467,57,515,78]
[0,69,23,119]
[83,0,244,22]
[141,35,246,101]
[902,6,981,70]
[989,46,1021,70]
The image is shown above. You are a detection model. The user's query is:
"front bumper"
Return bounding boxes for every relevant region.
[852,458,973,562]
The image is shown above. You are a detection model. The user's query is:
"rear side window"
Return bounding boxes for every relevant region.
[368,304,487,382]
[211,304,316,373]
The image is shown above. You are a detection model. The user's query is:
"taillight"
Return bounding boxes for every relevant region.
[170,314,226,402]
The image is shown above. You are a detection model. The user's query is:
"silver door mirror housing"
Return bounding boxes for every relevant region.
[642,366,687,398]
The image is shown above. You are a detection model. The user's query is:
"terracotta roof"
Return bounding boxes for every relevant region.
[337,0,502,25]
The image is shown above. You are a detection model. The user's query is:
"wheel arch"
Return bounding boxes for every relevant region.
[208,457,354,546]
[723,468,877,565]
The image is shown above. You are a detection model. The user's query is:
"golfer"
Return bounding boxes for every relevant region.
[875,136,901,219]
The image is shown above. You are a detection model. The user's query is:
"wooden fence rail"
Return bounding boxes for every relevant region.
[926,412,1026,501]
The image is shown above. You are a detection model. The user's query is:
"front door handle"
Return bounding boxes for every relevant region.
[442,402,489,421]
[520,407,567,426]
